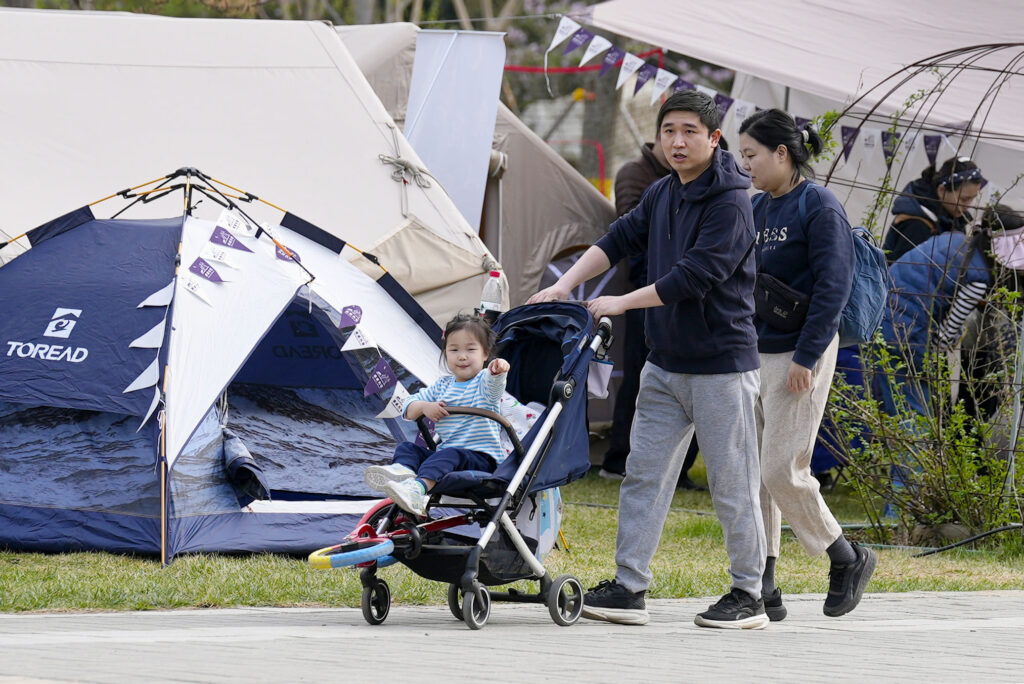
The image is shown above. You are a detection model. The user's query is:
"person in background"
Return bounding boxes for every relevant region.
[529,91,768,629]
[599,132,704,491]
[738,109,876,622]
[883,156,984,263]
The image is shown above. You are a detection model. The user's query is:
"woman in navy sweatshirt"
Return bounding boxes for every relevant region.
[737,109,874,622]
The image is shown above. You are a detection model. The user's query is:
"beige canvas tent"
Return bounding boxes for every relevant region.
[0,8,501,325]
[337,22,617,307]
[585,0,1024,224]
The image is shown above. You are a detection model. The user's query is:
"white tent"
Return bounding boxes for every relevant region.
[337,22,616,306]
[0,8,501,325]
[585,0,1024,223]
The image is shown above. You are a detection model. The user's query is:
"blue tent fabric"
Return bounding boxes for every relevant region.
[23,205,95,248]
[0,217,180,415]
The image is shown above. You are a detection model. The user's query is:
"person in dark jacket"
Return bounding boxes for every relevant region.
[882,156,984,263]
[599,137,705,490]
[529,91,768,630]
[738,109,875,623]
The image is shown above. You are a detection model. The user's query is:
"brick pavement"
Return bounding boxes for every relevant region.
[1,591,1022,683]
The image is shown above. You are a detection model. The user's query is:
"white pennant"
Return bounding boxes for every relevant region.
[341,326,377,352]
[615,53,645,90]
[181,274,213,306]
[216,208,256,238]
[137,387,162,433]
[200,242,237,268]
[123,357,160,394]
[578,34,612,67]
[860,127,881,161]
[376,382,410,419]
[695,84,717,99]
[129,319,166,349]
[731,99,755,126]
[649,68,678,105]
[137,281,174,308]
[546,15,581,52]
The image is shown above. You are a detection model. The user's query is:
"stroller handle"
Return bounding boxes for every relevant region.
[416,407,525,460]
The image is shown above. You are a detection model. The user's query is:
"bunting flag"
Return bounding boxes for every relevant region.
[881,131,902,167]
[923,135,943,166]
[562,27,593,56]
[123,357,160,394]
[363,356,398,397]
[861,127,880,156]
[633,63,657,95]
[795,116,810,130]
[275,244,301,262]
[598,46,626,78]
[579,34,612,67]
[137,281,174,308]
[731,99,754,126]
[182,274,212,306]
[376,381,409,419]
[341,326,376,352]
[544,15,581,96]
[339,305,363,329]
[615,53,645,90]
[189,257,227,283]
[841,126,860,162]
[650,68,677,105]
[216,209,256,238]
[209,225,253,252]
[129,319,166,349]
[714,93,734,121]
[200,243,237,268]
[673,77,696,92]
[137,387,162,433]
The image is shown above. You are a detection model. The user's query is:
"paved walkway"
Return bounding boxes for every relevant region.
[2,591,1023,683]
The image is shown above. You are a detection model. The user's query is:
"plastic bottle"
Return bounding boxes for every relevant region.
[479,270,504,324]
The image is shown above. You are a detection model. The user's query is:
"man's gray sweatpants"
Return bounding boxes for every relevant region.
[615,361,766,599]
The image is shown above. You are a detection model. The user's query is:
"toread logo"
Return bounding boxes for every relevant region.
[44,308,82,339]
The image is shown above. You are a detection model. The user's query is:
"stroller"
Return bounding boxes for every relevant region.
[309,302,612,629]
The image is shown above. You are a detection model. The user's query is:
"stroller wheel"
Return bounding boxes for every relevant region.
[461,584,491,630]
[361,579,391,625]
[547,574,584,626]
[446,583,464,621]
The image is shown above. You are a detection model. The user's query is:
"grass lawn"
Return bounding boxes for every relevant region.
[3,467,1023,612]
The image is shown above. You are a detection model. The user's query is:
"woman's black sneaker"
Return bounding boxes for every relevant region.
[580,579,649,625]
[694,588,769,629]
[762,587,787,622]
[823,542,877,617]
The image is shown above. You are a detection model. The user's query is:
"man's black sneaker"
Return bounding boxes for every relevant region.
[694,588,769,629]
[677,476,707,491]
[762,587,787,622]
[823,542,877,617]
[580,579,649,625]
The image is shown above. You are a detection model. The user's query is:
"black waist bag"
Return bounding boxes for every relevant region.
[755,272,810,332]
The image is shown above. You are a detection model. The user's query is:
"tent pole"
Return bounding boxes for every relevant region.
[160,457,168,567]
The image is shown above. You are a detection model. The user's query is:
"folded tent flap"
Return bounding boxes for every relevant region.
[222,427,270,507]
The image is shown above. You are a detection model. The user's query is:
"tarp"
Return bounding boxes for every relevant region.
[338,23,616,307]
[0,8,499,325]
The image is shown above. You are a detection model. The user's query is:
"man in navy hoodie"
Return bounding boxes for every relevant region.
[529,91,767,629]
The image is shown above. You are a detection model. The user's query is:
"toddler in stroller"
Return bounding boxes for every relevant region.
[309,303,612,629]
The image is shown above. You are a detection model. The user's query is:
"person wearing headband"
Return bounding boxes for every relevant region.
[882,155,985,263]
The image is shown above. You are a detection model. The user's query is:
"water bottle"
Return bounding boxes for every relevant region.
[479,270,504,324]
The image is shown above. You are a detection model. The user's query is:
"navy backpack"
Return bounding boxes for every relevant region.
[753,182,889,347]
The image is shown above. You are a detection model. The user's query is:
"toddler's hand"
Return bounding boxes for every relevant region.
[423,401,450,421]
[489,358,510,375]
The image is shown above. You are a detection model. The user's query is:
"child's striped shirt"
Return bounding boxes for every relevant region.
[401,368,507,462]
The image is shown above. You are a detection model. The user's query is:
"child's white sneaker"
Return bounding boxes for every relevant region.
[383,478,428,517]
[364,464,416,492]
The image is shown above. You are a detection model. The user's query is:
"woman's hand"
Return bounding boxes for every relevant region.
[489,358,510,375]
[587,295,628,318]
[527,283,571,304]
[786,362,813,393]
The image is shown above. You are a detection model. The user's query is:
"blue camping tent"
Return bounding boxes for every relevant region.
[0,184,444,562]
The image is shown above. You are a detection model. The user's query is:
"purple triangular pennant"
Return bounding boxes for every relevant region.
[562,28,593,56]
[633,63,657,95]
[673,77,696,92]
[841,126,860,162]
[795,116,810,130]
[599,46,625,78]
[276,245,301,262]
[714,93,734,121]
[189,257,225,283]
[923,135,942,166]
[881,131,901,167]
[209,226,253,252]
[339,305,363,329]
[364,357,398,397]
